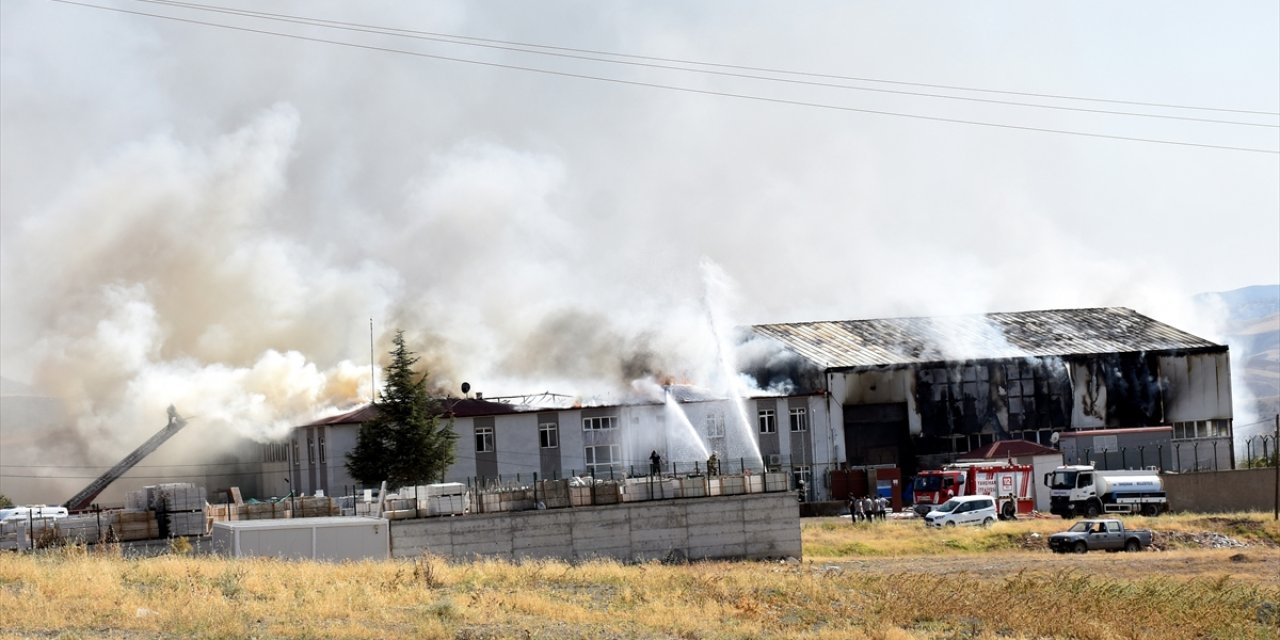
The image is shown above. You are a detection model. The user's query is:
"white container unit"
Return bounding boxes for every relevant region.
[211,516,389,560]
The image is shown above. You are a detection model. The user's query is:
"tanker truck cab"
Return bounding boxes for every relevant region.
[1045,465,1167,518]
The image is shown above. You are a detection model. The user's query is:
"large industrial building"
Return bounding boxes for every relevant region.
[280,307,1235,503]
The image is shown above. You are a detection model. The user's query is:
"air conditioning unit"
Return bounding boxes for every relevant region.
[767,454,782,467]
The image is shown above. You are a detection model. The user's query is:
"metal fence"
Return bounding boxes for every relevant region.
[1068,434,1278,473]
[1238,434,1279,468]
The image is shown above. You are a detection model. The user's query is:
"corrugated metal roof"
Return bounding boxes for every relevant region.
[302,398,530,427]
[958,440,1062,460]
[305,404,380,426]
[751,307,1222,369]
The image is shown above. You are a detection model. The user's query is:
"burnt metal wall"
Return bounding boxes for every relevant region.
[831,348,1232,467]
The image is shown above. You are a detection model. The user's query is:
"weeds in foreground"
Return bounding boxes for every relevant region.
[0,550,1276,640]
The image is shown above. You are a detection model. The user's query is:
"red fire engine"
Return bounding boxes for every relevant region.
[911,462,1035,519]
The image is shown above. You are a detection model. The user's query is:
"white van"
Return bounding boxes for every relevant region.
[924,495,998,528]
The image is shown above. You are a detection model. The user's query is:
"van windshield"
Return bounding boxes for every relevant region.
[934,499,961,513]
[1049,471,1077,490]
[914,476,943,492]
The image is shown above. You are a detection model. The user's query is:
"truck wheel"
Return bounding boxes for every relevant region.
[1084,502,1101,518]
[1073,541,1088,554]
[1125,539,1141,552]
[982,517,995,527]
[1001,501,1016,520]
[945,521,957,527]
[1142,504,1160,517]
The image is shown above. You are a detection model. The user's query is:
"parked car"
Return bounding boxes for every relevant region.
[1048,518,1152,553]
[923,495,998,528]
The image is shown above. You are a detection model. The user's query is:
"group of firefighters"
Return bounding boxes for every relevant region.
[848,494,890,523]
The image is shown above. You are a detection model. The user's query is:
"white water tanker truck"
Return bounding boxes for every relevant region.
[1044,465,1167,518]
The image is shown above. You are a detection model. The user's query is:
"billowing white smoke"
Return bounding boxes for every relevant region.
[5,105,393,467]
[0,103,761,484]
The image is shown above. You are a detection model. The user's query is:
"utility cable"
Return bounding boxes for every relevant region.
[42,0,1280,155]
[132,0,1277,129]
[138,0,1280,118]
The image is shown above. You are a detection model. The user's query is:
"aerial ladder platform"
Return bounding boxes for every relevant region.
[64,406,188,511]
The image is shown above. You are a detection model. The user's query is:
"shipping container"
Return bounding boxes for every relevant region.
[211,516,389,560]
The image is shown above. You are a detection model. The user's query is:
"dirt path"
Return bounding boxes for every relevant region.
[816,547,1280,585]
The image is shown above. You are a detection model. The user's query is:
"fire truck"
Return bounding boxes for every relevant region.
[911,462,1035,519]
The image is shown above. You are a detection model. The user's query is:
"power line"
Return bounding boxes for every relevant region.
[131,0,1277,129]
[44,0,1280,155]
[139,0,1280,118]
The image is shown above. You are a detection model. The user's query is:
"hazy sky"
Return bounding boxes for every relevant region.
[1,1,1277,442]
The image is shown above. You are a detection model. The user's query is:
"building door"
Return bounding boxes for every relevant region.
[843,403,911,470]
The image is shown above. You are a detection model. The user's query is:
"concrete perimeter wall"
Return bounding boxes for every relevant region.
[389,492,801,562]
[1164,468,1279,513]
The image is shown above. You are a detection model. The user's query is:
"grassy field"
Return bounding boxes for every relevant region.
[804,511,1280,558]
[0,512,1277,639]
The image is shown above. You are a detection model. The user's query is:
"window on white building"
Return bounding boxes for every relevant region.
[584,444,621,474]
[539,422,559,449]
[758,410,776,434]
[789,408,808,432]
[475,426,495,453]
[583,416,618,431]
[318,434,326,463]
[307,434,315,464]
[706,413,725,438]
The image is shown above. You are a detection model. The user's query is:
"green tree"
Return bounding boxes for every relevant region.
[346,330,457,488]
[0,494,13,509]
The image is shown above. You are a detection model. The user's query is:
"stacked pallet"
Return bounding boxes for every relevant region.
[382,497,416,520]
[478,488,536,513]
[716,475,747,496]
[157,483,207,511]
[293,496,339,518]
[207,504,232,520]
[165,512,208,536]
[679,476,708,498]
[405,483,469,517]
[568,482,622,506]
[763,472,789,492]
[535,479,571,509]
[156,483,208,536]
[0,520,29,550]
[56,514,111,544]
[125,489,150,512]
[113,511,159,541]
[237,502,291,520]
[622,477,681,502]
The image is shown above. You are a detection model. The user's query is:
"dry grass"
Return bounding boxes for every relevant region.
[803,510,1280,558]
[0,513,1277,639]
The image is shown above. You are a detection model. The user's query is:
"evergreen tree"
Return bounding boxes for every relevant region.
[346,331,457,488]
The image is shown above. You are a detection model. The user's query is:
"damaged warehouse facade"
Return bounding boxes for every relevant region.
[747,306,1235,480]
[277,307,1234,503]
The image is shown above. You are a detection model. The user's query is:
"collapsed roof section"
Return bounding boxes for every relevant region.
[750,307,1223,371]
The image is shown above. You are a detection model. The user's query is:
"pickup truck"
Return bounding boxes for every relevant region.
[1048,518,1152,553]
